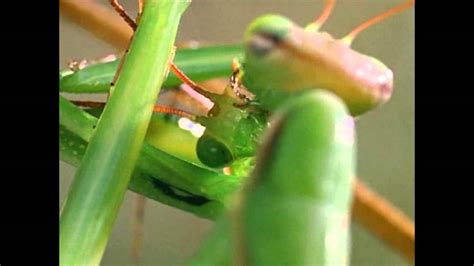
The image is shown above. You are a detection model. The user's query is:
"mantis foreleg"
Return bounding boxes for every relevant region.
[188,90,355,265]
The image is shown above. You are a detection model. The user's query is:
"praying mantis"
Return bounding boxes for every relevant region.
[59,0,414,265]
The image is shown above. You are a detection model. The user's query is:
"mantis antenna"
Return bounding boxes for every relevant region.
[307,0,336,31]
[341,0,415,45]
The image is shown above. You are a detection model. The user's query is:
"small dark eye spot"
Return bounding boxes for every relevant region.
[247,33,281,57]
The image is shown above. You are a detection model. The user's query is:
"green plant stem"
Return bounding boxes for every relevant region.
[60,44,243,94]
[59,1,190,265]
[60,125,226,219]
[60,97,243,219]
[59,95,97,142]
[59,97,243,202]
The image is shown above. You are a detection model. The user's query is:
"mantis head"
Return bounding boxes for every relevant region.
[242,14,394,116]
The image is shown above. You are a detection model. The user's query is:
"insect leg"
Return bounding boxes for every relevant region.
[136,0,144,24]
[227,58,254,105]
[109,0,220,108]
[108,0,138,88]
[189,90,355,265]
[70,100,197,120]
[153,105,197,120]
[109,0,138,31]
[169,63,216,99]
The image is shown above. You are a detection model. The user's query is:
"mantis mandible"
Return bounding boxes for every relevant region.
[59,0,414,264]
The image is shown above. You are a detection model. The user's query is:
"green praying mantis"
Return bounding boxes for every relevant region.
[59,0,414,265]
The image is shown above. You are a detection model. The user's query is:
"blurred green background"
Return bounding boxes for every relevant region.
[60,0,414,265]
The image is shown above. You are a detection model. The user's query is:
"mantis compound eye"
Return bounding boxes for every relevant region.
[196,134,234,168]
[247,33,281,57]
[245,14,292,57]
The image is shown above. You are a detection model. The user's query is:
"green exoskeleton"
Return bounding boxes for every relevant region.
[59,0,414,264]
[188,90,356,265]
[242,15,393,116]
[188,0,414,169]
[241,0,414,117]
[186,1,413,264]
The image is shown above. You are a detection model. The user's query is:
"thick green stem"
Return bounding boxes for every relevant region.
[60,1,190,265]
[59,95,97,142]
[60,124,226,220]
[60,96,243,219]
[60,44,243,93]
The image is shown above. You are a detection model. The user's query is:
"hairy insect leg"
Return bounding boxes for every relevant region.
[109,0,137,30]
[226,58,254,105]
[153,105,197,120]
[109,0,222,112]
[341,0,415,45]
[169,62,248,118]
[169,63,216,99]
[108,0,137,88]
[110,51,127,87]
[70,99,197,120]
[136,0,144,24]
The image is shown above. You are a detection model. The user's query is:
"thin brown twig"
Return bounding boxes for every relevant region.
[130,194,147,262]
[60,2,414,263]
[353,179,414,263]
